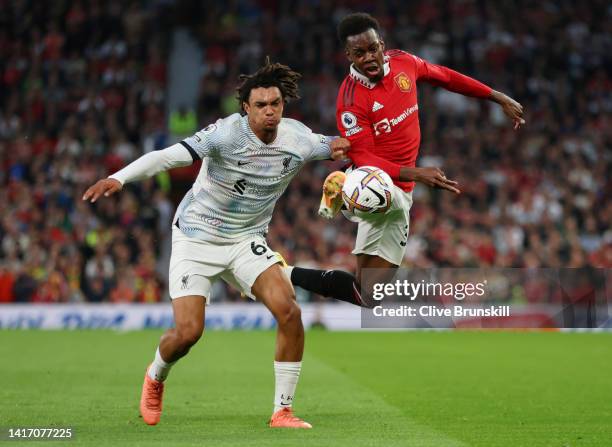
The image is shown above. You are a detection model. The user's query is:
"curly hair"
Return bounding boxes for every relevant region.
[337,12,380,46]
[236,57,302,112]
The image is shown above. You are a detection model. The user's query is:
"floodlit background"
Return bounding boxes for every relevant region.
[0,0,609,304]
[1,2,611,446]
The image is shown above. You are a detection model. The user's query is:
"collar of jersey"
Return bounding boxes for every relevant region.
[349,56,390,89]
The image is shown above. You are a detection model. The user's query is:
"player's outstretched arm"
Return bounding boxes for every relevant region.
[82,143,195,203]
[414,56,525,129]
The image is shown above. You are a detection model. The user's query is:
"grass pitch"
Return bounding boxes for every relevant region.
[1,330,611,446]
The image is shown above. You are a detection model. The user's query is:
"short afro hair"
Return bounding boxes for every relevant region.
[236,57,301,112]
[337,12,380,46]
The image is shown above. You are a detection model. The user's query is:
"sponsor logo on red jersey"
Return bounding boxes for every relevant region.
[373,118,391,136]
[372,104,419,136]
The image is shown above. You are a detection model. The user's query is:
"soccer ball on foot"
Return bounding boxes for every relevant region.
[341,166,393,217]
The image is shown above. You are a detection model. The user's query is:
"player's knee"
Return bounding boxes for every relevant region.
[177,322,203,348]
[276,300,301,328]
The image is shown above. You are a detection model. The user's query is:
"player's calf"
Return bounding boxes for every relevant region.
[252,265,310,427]
[140,296,206,425]
[174,322,204,356]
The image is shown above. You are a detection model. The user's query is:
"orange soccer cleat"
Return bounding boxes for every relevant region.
[318,171,346,219]
[269,407,313,429]
[139,365,165,425]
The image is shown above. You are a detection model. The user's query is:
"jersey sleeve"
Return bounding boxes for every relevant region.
[180,119,224,160]
[411,54,492,98]
[336,80,403,179]
[109,143,194,185]
[307,133,333,161]
[284,118,333,161]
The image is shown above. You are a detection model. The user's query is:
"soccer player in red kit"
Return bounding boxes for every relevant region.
[286,12,525,307]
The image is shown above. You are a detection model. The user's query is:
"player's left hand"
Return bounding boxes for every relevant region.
[491,90,525,130]
[331,137,351,161]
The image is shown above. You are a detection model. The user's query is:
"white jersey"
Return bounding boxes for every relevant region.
[174,113,332,242]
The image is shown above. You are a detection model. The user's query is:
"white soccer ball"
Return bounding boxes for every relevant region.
[341,166,394,217]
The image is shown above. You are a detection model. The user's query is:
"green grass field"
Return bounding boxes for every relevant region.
[1,330,611,446]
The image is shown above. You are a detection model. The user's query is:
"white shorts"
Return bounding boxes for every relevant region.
[169,226,285,303]
[349,186,413,266]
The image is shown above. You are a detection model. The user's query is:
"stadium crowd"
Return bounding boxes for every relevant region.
[0,0,610,303]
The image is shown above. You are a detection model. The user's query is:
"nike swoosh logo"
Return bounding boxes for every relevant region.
[365,185,385,206]
[266,254,275,260]
[238,161,252,166]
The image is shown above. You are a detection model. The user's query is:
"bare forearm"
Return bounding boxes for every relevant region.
[399,166,460,194]
[489,90,506,104]
[487,90,526,128]
[398,167,422,182]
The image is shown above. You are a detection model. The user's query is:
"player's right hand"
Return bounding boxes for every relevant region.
[330,137,351,161]
[82,178,123,203]
[412,167,461,194]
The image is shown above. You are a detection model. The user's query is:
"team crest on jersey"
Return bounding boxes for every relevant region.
[280,156,293,175]
[394,72,412,92]
[341,112,357,129]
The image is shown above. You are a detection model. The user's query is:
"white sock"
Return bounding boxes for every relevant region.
[273,361,302,413]
[283,265,294,280]
[147,347,175,382]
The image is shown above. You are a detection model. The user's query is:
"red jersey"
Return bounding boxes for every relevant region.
[336,50,492,191]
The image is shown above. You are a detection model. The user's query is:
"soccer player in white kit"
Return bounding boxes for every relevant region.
[83,60,350,429]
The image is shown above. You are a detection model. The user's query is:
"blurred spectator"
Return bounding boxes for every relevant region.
[0,264,16,302]
[169,105,197,142]
[110,269,137,303]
